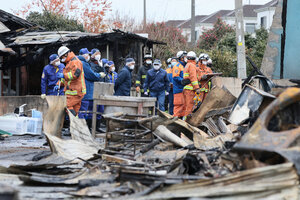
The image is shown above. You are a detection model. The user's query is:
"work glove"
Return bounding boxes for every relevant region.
[41,94,46,99]
[181,79,191,86]
[195,88,201,95]
[201,74,208,80]
[165,91,169,96]
[136,86,140,93]
[57,73,64,79]
[144,91,148,96]
[53,85,59,92]
[99,72,106,78]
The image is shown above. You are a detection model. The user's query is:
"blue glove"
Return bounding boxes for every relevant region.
[57,73,64,79]
[53,85,59,92]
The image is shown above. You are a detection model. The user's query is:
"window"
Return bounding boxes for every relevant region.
[195,30,199,41]
[261,16,267,28]
[245,23,256,33]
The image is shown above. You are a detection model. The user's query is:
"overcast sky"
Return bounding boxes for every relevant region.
[2,0,271,22]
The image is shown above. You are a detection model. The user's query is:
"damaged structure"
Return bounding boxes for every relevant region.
[0,9,165,96]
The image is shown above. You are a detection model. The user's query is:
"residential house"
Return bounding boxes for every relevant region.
[222,4,262,34]
[254,0,278,30]
[165,0,277,42]
[178,11,232,42]
[165,20,185,28]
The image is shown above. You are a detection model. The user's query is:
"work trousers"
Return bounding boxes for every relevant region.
[150,90,166,111]
[78,100,104,120]
[168,89,174,115]
[173,92,185,117]
[183,89,196,117]
[66,94,84,115]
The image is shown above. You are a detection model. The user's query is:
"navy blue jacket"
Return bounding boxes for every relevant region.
[114,65,132,96]
[78,56,100,100]
[41,63,65,95]
[144,68,170,93]
[89,59,106,82]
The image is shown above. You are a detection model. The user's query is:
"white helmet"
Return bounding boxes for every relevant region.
[176,50,187,59]
[187,51,196,60]
[167,58,172,64]
[199,53,209,60]
[58,46,70,58]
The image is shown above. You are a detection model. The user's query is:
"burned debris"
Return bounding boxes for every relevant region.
[1,78,299,199]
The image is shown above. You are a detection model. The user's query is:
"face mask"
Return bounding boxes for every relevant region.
[146,60,152,65]
[111,67,115,72]
[55,61,61,66]
[171,62,177,66]
[184,57,188,63]
[84,54,90,62]
[95,54,101,61]
[61,57,66,62]
[153,65,160,70]
[129,64,135,70]
[202,61,207,65]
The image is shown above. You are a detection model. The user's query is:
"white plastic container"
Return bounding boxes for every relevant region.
[0,114,43,135]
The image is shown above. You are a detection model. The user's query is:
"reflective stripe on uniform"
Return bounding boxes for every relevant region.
[141,88,149,93]
[200,88,208,92]
[208,81,211,90]
[67,72,73,80]
[136,80,141,84]
[183,73,189,78]
[183,85,194,90]
[191,81,198,86]
[81,71,86,94]
[65,90,78,95]
[142,75,147,79]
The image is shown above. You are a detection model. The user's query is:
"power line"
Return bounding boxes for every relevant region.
[39,0,65,42]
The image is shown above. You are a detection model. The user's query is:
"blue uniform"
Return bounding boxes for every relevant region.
[144,68,170,111]
[41,63,65,95]
[114,66,132,96]
[106,71,118,84]
[78,56,100,101]
[78,56,102,119]
[166,65,174,115]
[172,61,185,94]
[89,59,106,82]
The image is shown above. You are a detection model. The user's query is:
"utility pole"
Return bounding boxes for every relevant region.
[191,0,196,46]
[235,0,247,79]
[143,0,146,28]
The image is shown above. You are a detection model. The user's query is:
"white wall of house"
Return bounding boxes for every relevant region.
[182,23,214,42]
[222,17,258,34]
[255,8,276,30]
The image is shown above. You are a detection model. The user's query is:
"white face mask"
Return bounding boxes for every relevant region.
[146,60,152,65]
[153,65,160,70]
[111,67,115,72]
[171,62,177,66]
[55,61,61,66]
[202,61,207,65]
[84,54,90,62]
[184,57,188,62]
[129,64,135,70]
[61,57,66,62]
[95,54,101,61]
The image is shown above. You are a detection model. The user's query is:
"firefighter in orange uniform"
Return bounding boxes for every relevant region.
[57,46,86,116]
[182,51,200,118]
[172,51,187,118]
[197,53,213,102]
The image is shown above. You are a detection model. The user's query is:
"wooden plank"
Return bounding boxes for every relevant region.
[93,82,114,98]
[187,86,236,127]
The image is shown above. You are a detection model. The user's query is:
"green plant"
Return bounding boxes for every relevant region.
[26,11,85,31]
